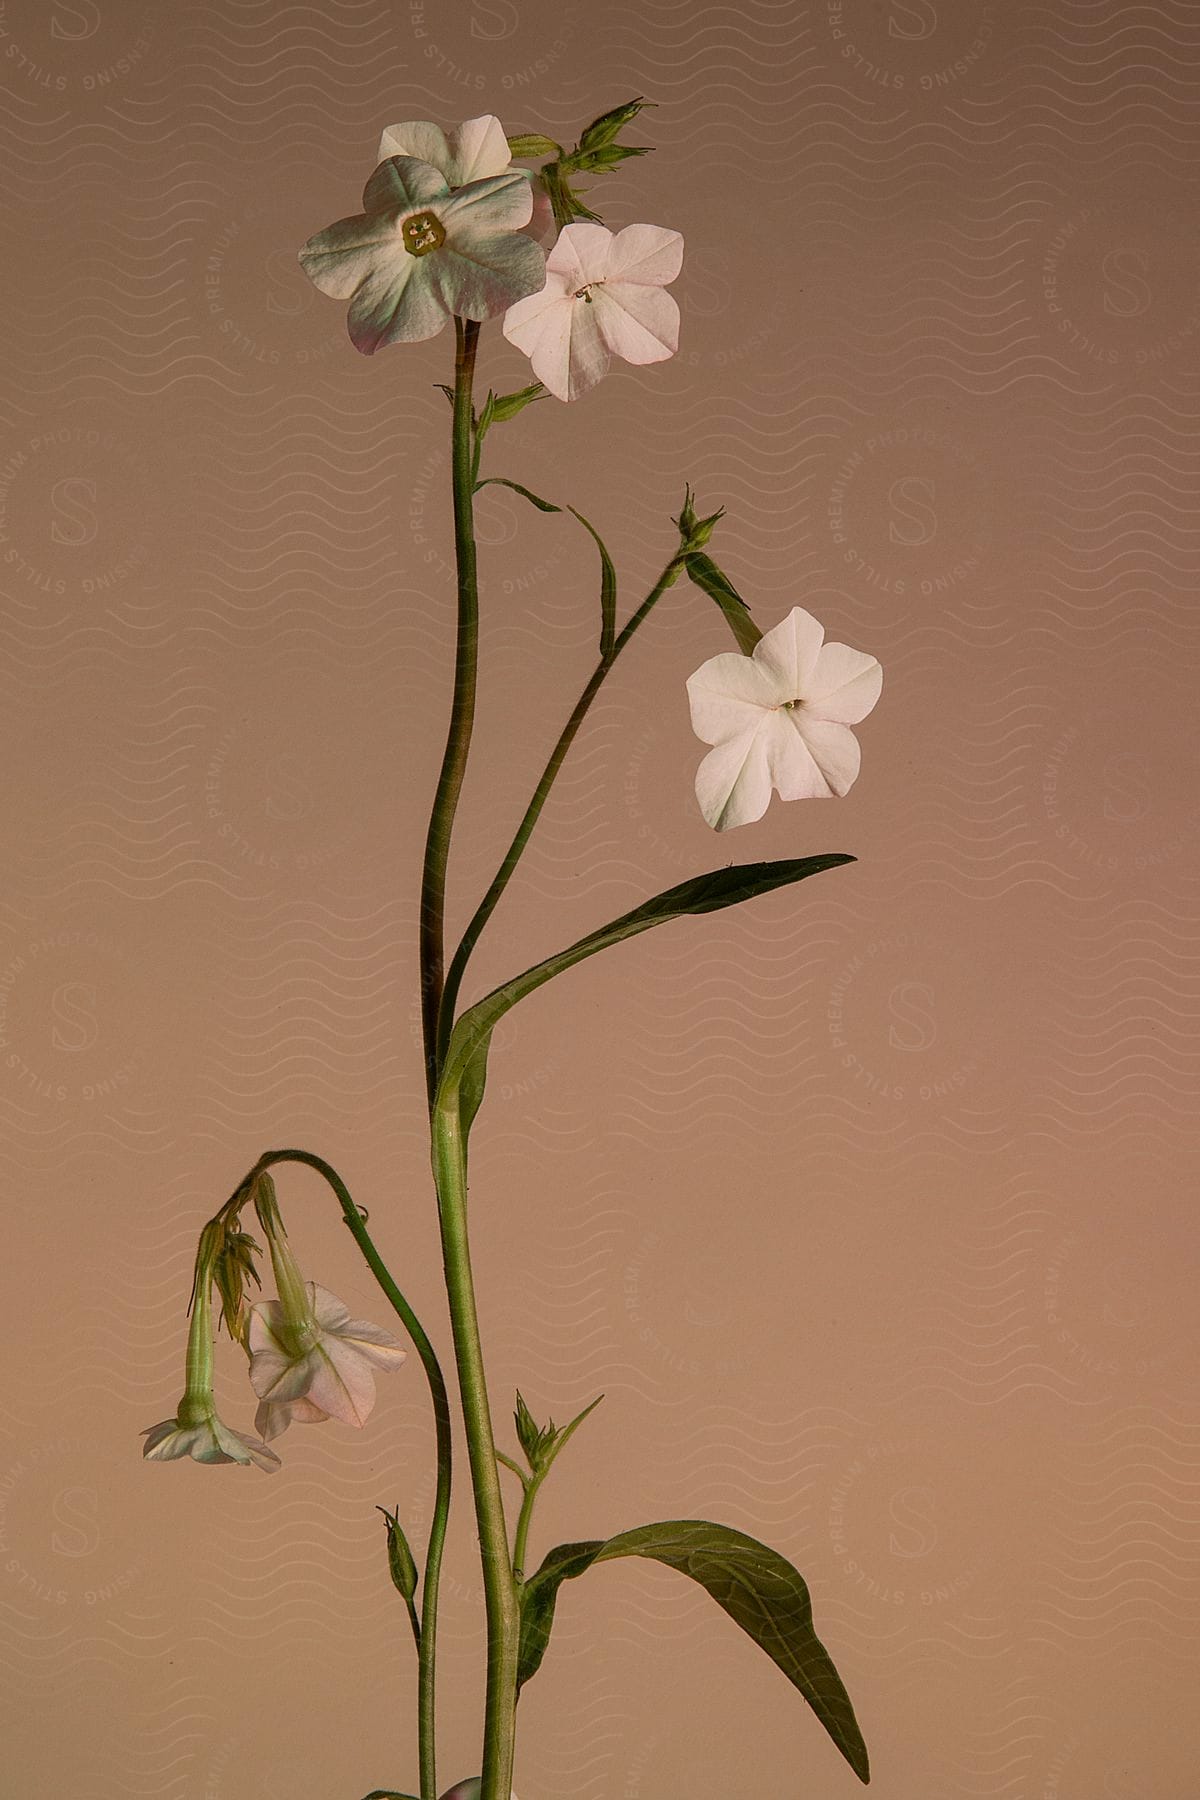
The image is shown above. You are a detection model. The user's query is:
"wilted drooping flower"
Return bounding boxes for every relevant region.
[247,1175,407,1441]
[299,157,547,354]
[502,221,683,401]
[377,113,555,242]
[686,606,883,830]
[142,1222,280,1474]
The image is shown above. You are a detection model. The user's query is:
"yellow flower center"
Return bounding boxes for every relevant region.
[403,211,446,256]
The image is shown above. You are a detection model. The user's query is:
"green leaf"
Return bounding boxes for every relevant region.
[476,389,497,440]
[475,476,561,514]
[518,1520,869,1783]
[575,142,653,172]
[507,132,563,158]
[359,1790,419,1799]
[437,855,853,1126]
[684,551,762,654]
[565,505,617,660]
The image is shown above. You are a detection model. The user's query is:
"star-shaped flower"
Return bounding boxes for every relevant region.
[248,1281,408,1441]
[299,156,547,354]
[142,1406,281,1474]
[686,606,883,830]
[502,221,683,401]
[377,112,554,242]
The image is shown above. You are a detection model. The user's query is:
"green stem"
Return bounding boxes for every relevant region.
[438,551,684,1047]
[430,1101,519,1800]
[235,1150,451,1800]
[419,315,482,1109]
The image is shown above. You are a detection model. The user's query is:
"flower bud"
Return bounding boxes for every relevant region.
[377,1505,419,1601]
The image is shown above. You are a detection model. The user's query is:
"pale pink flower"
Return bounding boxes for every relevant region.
[503,221,683,401]
[248,1281,407,1441]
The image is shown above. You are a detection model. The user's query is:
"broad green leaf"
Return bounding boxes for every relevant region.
[476,475,561,514]
[685,551,762,653]
[518,1520,869,1784]
[566,505,617,659]
[438,855,853,1126]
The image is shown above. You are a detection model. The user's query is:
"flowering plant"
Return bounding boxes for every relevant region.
[146,101,881,1800]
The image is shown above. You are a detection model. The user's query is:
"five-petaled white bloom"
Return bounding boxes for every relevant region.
[377,113,555,242]
[248,1281,408,1441]
[687,607,883,831]
[299,156,547,354]
[503,221,684,402]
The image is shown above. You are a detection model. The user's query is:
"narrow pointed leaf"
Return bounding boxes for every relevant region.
[476,476,561,514]
[566,505,618,659]
[684,551,761,653]
[517,1520,869,1783]
[438,855,853,1126]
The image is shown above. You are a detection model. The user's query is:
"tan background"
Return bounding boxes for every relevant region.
[2,1,1199,1795]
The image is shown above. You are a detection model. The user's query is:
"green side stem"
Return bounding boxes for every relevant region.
[437,551,684,1053]
[419,315,482,1109]
[237,1149,451,1800]
[430,1099,520,1800]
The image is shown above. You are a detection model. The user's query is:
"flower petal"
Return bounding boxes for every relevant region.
[504,290,610,402]
[686,650,784,745]
[790,716,864,796]
[298,213,402,300]
[309,1283,351,1332]
[255,1395,328,1442]
[363,156,451,216]
[348,259,448,352]
[249,1341,321,1403]
[545,222,614,288]
[592,282,679,367]
[305,1338,380,1429]
[377,116,512,186]
[803,642,883,724]
[752,607,827,701]
[694,724,773,830]
[765,710,842,800]
[141,1419,196,1461]
[428,229,547,323]
[605,223,684,288]
[440,170,534,235]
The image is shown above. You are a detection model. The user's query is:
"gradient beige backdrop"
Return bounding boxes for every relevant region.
[2,1,1199,1795]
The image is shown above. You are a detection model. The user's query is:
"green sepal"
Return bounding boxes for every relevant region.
[517,1520,869,1783]
[211,1221,262,1347]
[684,551,762,654]
[573,142,652,173]
[514,1391,555,1469]
[578,96,655,153]
[674,484,725,552]
[437,855,854,1131]
[376,1505,419,1602]
[488,382,548,424]
[507,132,562,158]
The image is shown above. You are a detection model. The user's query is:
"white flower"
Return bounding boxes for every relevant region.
[142,1405,280,1475]
[299,157,546,354]
[502,221,683,401]
[377,112,554,242]
[686,606,883,831]
[248,1281,408,1440]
